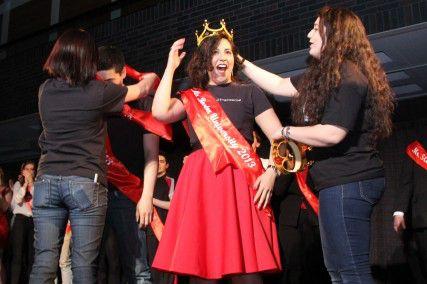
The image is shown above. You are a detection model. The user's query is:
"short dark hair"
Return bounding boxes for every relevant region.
[159,151,168,162]
[43,29,98,86]
[98,45,125,73]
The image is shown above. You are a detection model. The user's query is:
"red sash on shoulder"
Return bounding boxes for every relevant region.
[180,88,271,215]
[105,137,164,240]
[407,141,427,171]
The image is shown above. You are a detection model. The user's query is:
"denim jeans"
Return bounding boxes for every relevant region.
[107,190,151,283]
[30,175,107,284]
[318,177,385,284]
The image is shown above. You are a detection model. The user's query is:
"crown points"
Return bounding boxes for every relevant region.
[195,19,234,46]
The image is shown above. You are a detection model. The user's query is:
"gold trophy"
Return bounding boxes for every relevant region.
[272,139,313,173]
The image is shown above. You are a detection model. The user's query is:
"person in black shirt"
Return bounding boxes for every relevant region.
[151,29,282,282]
[31,29,158,284]
[97,45,159,283]
[147,153,174,284]
[241,6,394,284]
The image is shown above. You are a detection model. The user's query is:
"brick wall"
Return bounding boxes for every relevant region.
[0,0,426,120]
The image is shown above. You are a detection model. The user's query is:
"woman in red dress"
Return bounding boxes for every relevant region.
[151,23,282,283]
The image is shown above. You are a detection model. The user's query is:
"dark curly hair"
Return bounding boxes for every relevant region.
[291,6,394,144]
[187,33,244,89]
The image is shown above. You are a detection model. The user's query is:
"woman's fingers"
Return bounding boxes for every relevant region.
[262,190,272,209]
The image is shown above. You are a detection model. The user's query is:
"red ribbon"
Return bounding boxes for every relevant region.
[180,88,271,215]
[125,65,160,89]
[105,137,164,240]
[121,104,172,141]
[295,168,319,215]
[407,140,427,171]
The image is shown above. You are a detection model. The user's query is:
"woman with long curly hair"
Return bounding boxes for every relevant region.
[241,6,394,284]
[151,25,282,283]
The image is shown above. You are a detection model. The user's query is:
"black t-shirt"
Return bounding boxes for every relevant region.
[291,61,384,190]
[107,97,152,181]
[153,175,172,222]
[182,83,272,150]
[37,78,127,186]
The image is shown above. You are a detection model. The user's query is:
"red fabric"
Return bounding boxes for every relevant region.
[153,150,281,279]
[295,168,319,215]
[65,222,72,234]
[0,214,8,248]
[407,140,427,171]
[180,89,263,182]
[125,65,160,89]
[121,104,172,141]
[105,137,164,240]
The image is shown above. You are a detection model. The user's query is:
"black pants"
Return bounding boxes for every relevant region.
[277,208,330,284]
[97,223,121,284]
[147,228,174,284]
[10,214,34,284]
[413,229,427,282]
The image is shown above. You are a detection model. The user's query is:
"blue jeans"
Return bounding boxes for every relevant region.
[318,177,385,284]
[30,175,107,284]
[107,190,151,283]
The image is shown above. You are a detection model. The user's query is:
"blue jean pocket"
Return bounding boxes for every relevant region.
[33,177,51,208]
[69,180,107,211]
[358,178,385,205]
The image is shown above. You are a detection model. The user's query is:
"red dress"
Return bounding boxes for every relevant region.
[152,149,281,279]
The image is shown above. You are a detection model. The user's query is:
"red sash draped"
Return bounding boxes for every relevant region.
[121,104,172,141]
[125,65,160,90]
[180,88,270,215]
[295,169,319,215]
[407,141,427,171]
[123,65,171,141]
[105,137,164,240]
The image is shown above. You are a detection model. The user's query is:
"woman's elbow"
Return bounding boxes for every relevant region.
[152,106,167,121]
[325,130,347,146]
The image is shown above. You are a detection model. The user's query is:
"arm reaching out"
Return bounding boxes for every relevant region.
[240,57,298,97]
[125,72,160,103]
[152,38,187,123]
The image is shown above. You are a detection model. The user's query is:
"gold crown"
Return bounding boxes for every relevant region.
[195,19,234,46]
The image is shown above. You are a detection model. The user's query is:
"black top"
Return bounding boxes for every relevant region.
[37,78,127,187]
[182,83,272,150]
[291,61,384,190]
[154,175,173,222]
[394,134,427,228]
[107,97,152,181]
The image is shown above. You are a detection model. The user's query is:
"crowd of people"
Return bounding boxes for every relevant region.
[0,4,426,284]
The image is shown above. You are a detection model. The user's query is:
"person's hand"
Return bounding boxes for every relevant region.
[167,38,186,71]
[139,72,160,94]
[22,171,34,184]
[393,215,406,233]
[253,169,276,209]
[135,194,153,228]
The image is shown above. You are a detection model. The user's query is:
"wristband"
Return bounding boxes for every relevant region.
[266,164,280,176]
[281,126,291,139]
